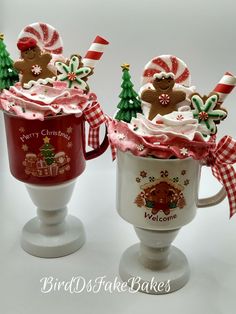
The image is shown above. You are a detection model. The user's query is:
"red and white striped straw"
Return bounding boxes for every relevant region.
[213,72,236,104]
[83,36,109,68]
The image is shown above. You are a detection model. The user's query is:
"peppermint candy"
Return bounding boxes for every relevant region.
[158,93,170,105]
[18,22,63,54]
[142,55,191,87]
[31,64,42,76]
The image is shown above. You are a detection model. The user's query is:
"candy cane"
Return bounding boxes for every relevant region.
[141,55,191,87]
[212,72,236,104]
[18,22,63,54]
[82,36,109,68]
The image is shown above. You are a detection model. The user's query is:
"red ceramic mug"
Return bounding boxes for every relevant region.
[4,112,108,185]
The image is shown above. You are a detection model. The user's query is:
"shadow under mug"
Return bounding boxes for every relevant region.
[4,112,109,185]
[117,150,226,230]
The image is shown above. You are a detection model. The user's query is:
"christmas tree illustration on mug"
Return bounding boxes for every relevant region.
[22,136,71,177]
[40,136,55,165]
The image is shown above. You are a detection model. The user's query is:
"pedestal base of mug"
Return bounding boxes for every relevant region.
[21,215,85,258]
[119,244,190,294]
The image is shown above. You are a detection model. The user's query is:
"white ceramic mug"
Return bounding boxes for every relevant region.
[117,150,226,230]
[116,150,226,294]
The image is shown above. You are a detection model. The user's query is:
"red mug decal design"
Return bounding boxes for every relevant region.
[22,136,71,178]
[4,113,108,185]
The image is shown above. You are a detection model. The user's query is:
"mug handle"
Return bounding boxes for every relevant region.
[85,126,109,160]
[197,185,227,208]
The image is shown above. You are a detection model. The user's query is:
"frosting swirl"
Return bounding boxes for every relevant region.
[0,82,92,120]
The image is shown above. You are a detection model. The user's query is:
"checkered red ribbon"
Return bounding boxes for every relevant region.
[206,136,236,218]
[83,101,107,149]
[105,115,117,160]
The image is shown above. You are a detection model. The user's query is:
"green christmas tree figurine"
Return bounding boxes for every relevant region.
[40,136,55,165]
[0,33,19,91]
[115,64,143,123]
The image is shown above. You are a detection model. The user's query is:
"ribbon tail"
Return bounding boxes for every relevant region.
[109,138,117,161]
[88,127,100,149]
[212,164,236,218]
[105,115,117,161]
[84,101,106,149]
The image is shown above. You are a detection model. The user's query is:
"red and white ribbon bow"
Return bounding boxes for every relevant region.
[206,136,236,218]
[83,100,107,149]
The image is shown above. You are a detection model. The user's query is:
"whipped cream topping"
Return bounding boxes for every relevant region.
[0,82,93,120]
[130,111,210,141]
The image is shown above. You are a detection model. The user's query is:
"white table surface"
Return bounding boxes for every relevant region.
[0,114,235,314]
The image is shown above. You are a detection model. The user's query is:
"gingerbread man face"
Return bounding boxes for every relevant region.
[153,75,175,92]
[141,72,186,120]
[21,46,41,61]
[14,38,55,87]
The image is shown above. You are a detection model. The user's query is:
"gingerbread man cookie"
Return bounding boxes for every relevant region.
[141,72,186,120]
[14,38,55,87]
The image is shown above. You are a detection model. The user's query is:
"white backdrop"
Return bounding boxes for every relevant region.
[1,1,236,313]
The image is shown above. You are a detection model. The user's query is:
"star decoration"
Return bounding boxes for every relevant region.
[184,179,190,186]
[121,64,130,71]
[137,144,144,151]
[67,127,73,134]
[191,94,227,135]
[43,136,50,144]
[22,144,28,151]
[140,171,147,178]
[67,142,73,148]
[180,147,188,156]
[181,170,186,176]
[55,55,92,90]
[19,127,25,133]
[117,133,126,140]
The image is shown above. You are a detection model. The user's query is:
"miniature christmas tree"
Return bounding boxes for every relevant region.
[115,64,142,123]
[40,137,55,165]
[0,33,19,90]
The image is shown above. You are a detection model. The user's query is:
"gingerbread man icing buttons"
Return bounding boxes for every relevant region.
[191,93,227,135]
[14,38,55,88]
[141,72,186,120]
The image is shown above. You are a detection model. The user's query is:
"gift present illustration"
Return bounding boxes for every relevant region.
[22,136,71,178]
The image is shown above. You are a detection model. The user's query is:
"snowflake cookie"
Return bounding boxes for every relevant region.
[55,55,92,90]
[191,94,227,135]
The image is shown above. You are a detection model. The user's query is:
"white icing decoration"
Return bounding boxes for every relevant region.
[23,77,56,89]
[153,72,175,80]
